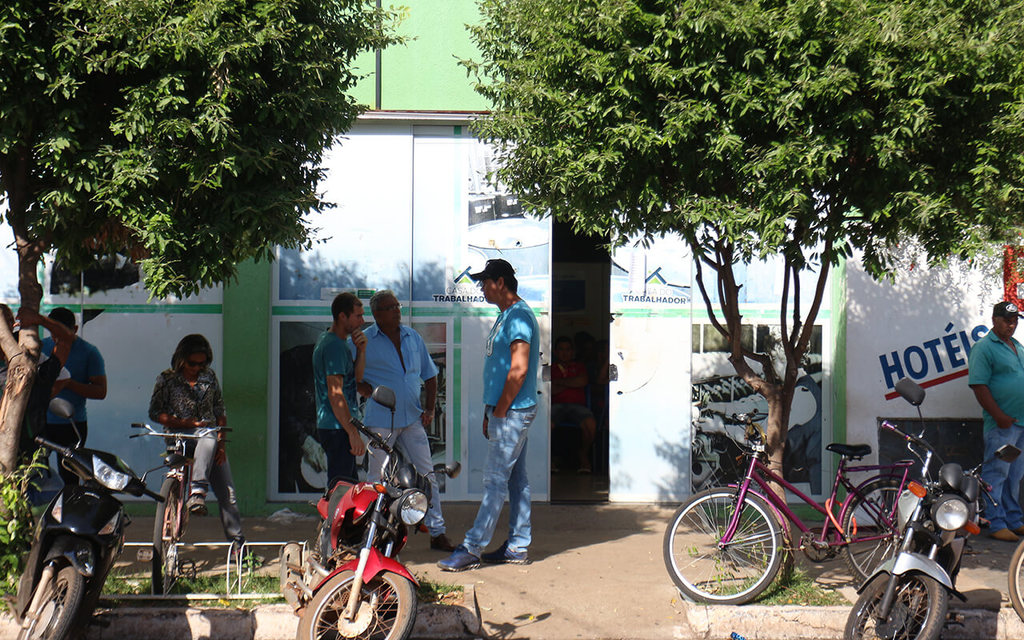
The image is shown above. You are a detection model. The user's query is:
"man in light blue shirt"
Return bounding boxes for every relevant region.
[356,290,454,551]
[440,259,539,571]
[969,301,1024,542]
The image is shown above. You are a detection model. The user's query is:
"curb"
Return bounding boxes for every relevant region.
[0,585,482,640]
[675,602,1024,640]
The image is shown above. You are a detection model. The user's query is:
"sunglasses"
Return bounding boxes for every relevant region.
[185,357,208,369]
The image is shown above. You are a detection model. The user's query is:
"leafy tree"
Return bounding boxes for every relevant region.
[466,0,1024,498]
[0,0,402,474]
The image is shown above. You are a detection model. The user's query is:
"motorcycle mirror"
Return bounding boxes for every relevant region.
[894,378,925,406]
[371,386,397,411]
[996,444,1021,464]
[48,397,84,445]
[48,397,74,419]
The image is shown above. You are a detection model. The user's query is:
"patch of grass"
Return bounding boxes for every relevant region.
[415,574,464,605]
[102,567,464,609]
[755,568,846,606]
[101,567,282,608]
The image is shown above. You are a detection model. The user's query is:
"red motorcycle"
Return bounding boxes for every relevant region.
[281,386,460,640]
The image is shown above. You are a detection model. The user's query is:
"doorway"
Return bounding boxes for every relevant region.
[549,220,610,502]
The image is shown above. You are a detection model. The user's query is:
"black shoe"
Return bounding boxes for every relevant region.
[481,540,530,565]
[430,534,457,552]
[186,492,208,516]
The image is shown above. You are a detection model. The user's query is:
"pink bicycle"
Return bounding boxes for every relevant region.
[663,411,914,605]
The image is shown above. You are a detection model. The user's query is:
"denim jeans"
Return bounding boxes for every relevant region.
[367,418,447,537]
[318,428,359,487]
[189,427,244,540]
[981,424,1024,531]
[463,404,536,556]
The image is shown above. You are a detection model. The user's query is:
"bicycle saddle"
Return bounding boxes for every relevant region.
[827,443,872,458]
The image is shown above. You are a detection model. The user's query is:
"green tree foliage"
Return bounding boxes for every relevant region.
[0,0,402,474]
[0,454,44,599]
[466,0,1024,490]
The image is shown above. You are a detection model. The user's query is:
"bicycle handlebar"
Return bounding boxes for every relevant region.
[132,423,228,440]
[880,420,935,453]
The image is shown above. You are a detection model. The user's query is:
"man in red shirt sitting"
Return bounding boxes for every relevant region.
[551,336,597,473]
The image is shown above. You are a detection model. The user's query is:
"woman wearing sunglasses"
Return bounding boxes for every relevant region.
[149,333,244,550]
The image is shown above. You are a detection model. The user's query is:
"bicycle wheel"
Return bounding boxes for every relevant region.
[663,488,784,604]
[845,573,946,640]
[1008,538,1024,622]
[841,477,902,582]
[152,476,183,595]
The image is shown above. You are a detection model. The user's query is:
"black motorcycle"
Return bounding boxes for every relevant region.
[844,378,1020,640]
[12,398,174,640]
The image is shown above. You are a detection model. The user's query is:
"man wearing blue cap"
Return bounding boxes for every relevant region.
[439,259,540,571]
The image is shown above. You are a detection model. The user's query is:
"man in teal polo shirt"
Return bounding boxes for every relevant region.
[312,292,368,487]
[969,301,1024,542]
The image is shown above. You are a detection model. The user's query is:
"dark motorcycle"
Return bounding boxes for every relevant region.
[280,386,461,640]
[844,378,1020,640]
[12,398,173,640]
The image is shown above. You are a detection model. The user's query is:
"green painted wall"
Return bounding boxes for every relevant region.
[830,259,847,448]
[222,260,273,514]
[350,0,489,111]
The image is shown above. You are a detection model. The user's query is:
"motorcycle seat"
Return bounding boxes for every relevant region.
[827,443,872,459]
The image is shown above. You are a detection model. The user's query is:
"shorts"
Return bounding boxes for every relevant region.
[551,403,594,426]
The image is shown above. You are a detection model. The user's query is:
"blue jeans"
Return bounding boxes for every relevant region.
[318,428,359,487]
[981,424,1024,531]
[463,405,536,556]
[367,418,447,537]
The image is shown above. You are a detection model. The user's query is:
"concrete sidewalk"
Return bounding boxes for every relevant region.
[4,501,1024,639]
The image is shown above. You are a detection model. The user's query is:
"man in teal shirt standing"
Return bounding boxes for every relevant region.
[969,301,1024,542]
[439,259,540,571]
[313,292,367,487]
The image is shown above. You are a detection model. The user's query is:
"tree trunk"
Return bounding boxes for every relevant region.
[0,150,45,475]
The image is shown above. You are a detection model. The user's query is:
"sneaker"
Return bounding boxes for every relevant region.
[481,540,530,565]
[430,534,457,552]
[437,545,481,572]
[186,492,208,516]
[989,527,1019,542]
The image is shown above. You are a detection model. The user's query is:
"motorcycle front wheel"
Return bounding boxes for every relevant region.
[297,570,417,640]
[1008,537,1024,622]
[16,564,85,640]
[844,573,947,640]
[663,488,784,605]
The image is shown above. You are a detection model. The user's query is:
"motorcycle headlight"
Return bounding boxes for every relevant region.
[93,455,131,491]
[395,490,429,525]
[932,495,970,531]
